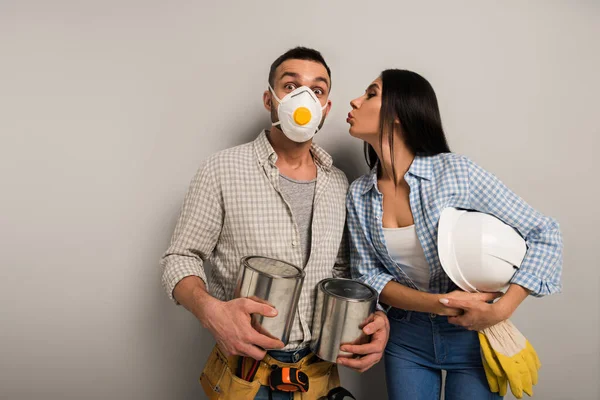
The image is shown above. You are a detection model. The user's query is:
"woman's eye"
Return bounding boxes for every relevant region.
[367,92,376,99]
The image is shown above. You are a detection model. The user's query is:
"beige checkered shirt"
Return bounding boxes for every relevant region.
[161,131,349,350]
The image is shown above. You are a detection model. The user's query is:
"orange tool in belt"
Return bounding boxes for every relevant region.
[269,366,309,392]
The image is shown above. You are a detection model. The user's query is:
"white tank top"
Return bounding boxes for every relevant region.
[383,225,430,291]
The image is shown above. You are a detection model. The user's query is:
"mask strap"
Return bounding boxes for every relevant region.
[268,84,282,105]
[268,84,282,127]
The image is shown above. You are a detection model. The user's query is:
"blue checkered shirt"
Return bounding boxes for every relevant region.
[347,153,562,298]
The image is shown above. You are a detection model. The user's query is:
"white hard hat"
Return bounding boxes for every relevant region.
[437,208,527,293]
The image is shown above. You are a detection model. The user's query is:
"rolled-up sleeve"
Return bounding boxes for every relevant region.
[467,159,563,297]
[346,191,394,295]
[160,161,224,302]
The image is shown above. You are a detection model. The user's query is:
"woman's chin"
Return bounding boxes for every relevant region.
[348,127,370,141]
[348,125,357,137]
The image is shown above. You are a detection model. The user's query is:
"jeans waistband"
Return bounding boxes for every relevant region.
[267,346,312,363]
[389,308,451,322]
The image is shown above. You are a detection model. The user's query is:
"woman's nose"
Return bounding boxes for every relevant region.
[350,98,359,109]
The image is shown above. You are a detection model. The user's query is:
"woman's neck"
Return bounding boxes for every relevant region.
[374,139,414,184]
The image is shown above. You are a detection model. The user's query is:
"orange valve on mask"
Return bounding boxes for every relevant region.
[293,107,312,126]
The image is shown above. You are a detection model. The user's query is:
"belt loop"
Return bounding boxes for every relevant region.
[405,310,412,322]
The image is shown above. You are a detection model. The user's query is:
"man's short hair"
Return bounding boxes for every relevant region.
[268,47,332,88]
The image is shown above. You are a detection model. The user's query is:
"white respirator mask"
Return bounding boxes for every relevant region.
[269,84,328,143]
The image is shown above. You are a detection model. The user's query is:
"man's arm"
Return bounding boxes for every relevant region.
[160,161,223,301]
[161,161,283,359]
[173,276,216,321]
[173,276,283,359]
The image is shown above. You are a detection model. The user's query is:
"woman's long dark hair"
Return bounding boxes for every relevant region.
[365,69,451,182]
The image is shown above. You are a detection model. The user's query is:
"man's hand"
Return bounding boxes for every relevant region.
[336,311,390,373]
[202,297,285,360]
[440,291,505,331]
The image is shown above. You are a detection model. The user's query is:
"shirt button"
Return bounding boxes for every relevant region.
[292,240,297,247]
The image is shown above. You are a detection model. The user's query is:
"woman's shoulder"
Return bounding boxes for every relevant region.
[348,173,375,197]
[428,152,476,177]
[430,152,471,165]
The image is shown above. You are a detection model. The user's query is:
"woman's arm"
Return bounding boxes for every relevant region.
[467,158,563,297]
[381,280,500,316]
[441,284,529,331]
[440,157,563,330]
[346,190,395,293]
[347,180,499,317]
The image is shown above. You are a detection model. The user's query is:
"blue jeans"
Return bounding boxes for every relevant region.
[385,308,503,400]
[254,347,312,400]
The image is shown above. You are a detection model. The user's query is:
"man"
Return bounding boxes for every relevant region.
[161,47,389,399]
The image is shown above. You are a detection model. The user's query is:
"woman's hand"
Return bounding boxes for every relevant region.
[440,285,530,331]
[439,290,505,331]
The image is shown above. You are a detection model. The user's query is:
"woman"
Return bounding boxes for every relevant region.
[344,69,562,399]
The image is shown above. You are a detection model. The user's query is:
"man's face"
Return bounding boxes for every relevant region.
[263,59,332,131]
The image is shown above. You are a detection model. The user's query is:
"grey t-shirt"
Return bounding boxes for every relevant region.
[279,174,316,266]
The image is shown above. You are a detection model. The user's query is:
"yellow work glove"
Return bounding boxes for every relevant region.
[479,334,508,397]
[480,320,541,399]
[503,320,541,386]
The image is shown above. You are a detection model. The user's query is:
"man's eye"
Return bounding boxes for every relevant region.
[284,84,296,91]
[313,88,324,96]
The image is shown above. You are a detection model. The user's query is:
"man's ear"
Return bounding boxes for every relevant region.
[263,90,272,112]
[323,99,332,117]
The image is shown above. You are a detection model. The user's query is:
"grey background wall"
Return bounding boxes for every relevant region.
[1,1,598,399]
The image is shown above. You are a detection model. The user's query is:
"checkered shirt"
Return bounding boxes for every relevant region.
[161,131,349,349]
[347,153,562,298]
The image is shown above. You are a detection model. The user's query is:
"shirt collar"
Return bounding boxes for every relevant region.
[359,154,433,195]
[253,130,333,171]
[407,154,433,181]
[359,164,379,195]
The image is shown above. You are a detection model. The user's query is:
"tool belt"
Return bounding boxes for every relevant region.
[200,344,340,400]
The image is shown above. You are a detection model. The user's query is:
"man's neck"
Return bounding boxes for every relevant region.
[267,128,316,180]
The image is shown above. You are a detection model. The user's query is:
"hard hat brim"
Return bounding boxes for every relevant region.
[437,207,478,293]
